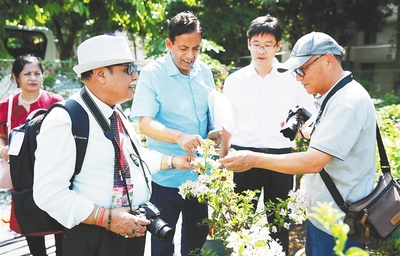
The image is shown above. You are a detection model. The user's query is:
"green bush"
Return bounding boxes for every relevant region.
[372,103,400,255]
[376,104,400,178]
[374,91,400,108]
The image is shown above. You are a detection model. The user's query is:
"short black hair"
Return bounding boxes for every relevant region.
[11,54,44,87]
[247,14,282,42]
[168,11,203,43]
[80,70,93,81]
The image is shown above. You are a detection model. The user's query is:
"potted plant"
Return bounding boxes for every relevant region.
[178,140,308,255]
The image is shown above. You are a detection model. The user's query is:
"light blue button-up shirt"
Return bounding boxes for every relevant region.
[131,52,215,188]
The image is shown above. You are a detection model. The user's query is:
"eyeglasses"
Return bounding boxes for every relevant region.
[123,63,137,75]
[249,42,278,51]
[111,63,137,75]
[291,54,326,77]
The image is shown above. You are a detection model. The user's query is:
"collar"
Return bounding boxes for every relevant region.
[165,52,201,77]
[315,71,353,106]
[84,86,115,119]
[247,58,281,77]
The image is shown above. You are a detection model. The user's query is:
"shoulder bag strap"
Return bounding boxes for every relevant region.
[314,73,353,212]
[320,169,348,211]
[7,95,13,136]
[320,124,390,212]
[312,73,353,135]
[317,74,391,211]
[376,123,390,174]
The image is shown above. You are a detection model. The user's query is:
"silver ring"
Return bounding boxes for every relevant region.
[125,234,129,238]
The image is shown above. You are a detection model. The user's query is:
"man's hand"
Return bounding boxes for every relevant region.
[218,150,255,172]
[177,134,204,153]
[108,207,150,238]
[173,154,196,170]
[207,129,222,148]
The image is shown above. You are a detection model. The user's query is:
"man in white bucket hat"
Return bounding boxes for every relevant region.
[220,31,376,255]
[33,35,195,255]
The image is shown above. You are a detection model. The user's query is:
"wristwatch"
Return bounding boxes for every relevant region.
[167,155,175,169]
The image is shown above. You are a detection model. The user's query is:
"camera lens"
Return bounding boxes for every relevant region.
[280,115,300,141]
[148,218,174,242]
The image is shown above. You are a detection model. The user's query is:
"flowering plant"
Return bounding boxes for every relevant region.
[178,140,308,255]
[310,202,369,256]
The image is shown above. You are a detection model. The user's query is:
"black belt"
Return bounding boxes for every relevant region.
[231,145,292,154]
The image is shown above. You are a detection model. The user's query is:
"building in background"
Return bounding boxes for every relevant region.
[348,8,398,95]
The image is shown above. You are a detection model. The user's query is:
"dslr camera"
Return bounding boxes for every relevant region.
[280,105,312,141]
[132,202,174,242]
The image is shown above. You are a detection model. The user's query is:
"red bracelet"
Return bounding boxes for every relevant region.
[97,207,106,226]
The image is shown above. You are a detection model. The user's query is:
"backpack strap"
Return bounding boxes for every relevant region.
[63,99,89,178]
[47,99,89,182]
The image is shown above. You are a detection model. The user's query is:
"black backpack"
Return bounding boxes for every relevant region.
[9,99,89,236]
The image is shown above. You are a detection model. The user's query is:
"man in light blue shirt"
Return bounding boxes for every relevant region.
[131,11,215,256]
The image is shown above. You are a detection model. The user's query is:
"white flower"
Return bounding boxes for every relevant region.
[191,183,209,197]
[197,145,204,155]
[198,174,211,184]
[178,140,308,256]
[266,239,286,256]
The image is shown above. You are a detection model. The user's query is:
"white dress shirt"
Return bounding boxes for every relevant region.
[223,59,316,148]
[33,88,162,228]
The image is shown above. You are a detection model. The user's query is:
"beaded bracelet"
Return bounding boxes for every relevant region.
[92,206,100,225]
[97,207,106,226]
[106,209,112,230]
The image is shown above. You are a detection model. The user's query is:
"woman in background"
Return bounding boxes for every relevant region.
[0,54,64,256]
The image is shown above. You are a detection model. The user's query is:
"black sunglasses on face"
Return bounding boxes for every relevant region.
[124,63,137,75]
[291,54,326,77]
[111,63,137,75]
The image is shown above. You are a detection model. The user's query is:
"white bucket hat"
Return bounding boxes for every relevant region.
[277,31,345,73]
[73,35,135,75]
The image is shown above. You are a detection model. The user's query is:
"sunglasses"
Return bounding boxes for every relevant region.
[111,63,137,75]
[291,54,326,77]
[124,63,137,75]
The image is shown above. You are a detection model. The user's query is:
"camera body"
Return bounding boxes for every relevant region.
[280,105,312,141]
[132,202,174,242]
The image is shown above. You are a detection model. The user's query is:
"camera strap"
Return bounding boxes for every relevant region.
[80,88,151,212]
[311,73,353,136]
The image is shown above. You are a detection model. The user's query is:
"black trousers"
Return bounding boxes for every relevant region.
[231,145,293,256]
[26,233,62,256]
[62,224,146,256]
